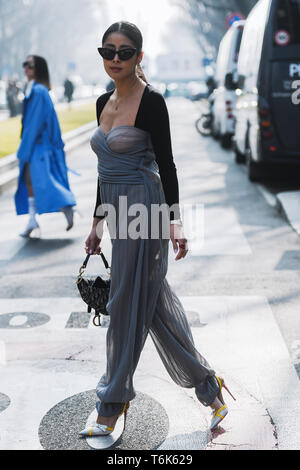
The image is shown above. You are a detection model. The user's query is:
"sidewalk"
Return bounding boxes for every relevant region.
[0,110,9,122]
[0,96,98,123]
[0,120,97,194]
[276,191,300,236]
[255,184,300,239]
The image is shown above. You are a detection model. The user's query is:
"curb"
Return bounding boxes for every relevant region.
[257,184,300,237]
[275,191,300,237]
[0,120,96,194]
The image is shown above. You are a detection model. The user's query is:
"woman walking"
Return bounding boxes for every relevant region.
[80,21,236,438]
[15,55,76,237]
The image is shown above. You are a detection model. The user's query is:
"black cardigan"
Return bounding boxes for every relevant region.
[93,83,180,220]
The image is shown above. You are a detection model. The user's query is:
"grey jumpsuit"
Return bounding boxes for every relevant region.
[90,94,219,418]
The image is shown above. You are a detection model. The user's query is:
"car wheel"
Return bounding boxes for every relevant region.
[211,126,220,140]
[246,148,262,182]
[195,116,212,136]
[234,142,246,164]
[211,119,219,139]
[221,133,232,149]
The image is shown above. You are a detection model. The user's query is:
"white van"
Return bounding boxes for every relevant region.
[234,0,300,182]
[211,20,245,148]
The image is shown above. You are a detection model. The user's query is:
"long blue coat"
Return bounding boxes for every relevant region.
[14,81,76,215]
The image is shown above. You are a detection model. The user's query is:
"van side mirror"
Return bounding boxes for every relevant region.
[225,72,238,90]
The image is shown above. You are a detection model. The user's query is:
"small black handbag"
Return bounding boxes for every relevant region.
[76,251,111,326]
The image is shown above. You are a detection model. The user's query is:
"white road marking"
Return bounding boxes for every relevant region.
[0,341,6,366]
[0,295,298,449]
[185,206,252,255]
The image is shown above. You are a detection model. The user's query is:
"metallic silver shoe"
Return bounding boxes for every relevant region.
[210,404,228,430]
[210,375,236,430]
[79,402,130,437]
[79,422,114,437]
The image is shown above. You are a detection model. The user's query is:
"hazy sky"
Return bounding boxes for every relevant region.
[104,0,179,59]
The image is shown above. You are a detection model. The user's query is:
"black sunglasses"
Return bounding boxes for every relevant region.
[98,47,137,61]
[23,61,35,69]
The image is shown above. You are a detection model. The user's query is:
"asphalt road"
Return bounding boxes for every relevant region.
[1,96,300,450]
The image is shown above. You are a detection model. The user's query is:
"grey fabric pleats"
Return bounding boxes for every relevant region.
[90,125,219,417]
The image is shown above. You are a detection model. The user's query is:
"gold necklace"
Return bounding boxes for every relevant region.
[114,97,120,111]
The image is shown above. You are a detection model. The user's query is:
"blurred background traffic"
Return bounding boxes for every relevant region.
[0,0,256,116]
[1,0,300,185]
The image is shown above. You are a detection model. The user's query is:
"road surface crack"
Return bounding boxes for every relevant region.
[65,345,93,361]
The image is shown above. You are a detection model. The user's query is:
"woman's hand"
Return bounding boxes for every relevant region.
[85,218,104,255]
[170,224,188,261]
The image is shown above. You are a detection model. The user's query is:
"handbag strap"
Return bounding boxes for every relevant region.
[77,250,111,284]
[83,251,110,270]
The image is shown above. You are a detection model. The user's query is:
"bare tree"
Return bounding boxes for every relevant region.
[0,1,27,77]
[0,0,107,83]
[172,0,258,57]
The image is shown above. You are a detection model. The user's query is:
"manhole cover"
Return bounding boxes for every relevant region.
[39,390,169,450]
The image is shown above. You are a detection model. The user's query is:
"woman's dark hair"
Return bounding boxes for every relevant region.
[32,55,51,90]
[102,21,147,83]
[102,21,143,56]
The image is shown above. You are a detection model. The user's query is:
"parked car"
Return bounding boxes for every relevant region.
[211,20,245,149]
[166,82,193,99]
[186,80,209,100]
[234,0,300,181]
[151,81,167,96]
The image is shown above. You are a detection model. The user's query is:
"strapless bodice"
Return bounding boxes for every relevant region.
[90,124,161,186]
[91,125,151,155]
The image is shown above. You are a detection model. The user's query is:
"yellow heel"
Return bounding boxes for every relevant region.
[119,401,130,432]
[216,376,236,403]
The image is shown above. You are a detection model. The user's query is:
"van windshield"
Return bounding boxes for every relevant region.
[273,0,300,45]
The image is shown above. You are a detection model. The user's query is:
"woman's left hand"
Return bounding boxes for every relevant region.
[170,224,188,261]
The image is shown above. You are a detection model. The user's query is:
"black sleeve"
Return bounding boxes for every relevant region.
[145,91,181,220]
[93,177,105,219]
[93,89,181,221]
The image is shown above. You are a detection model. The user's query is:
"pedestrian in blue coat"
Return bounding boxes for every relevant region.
[15,55,77,237]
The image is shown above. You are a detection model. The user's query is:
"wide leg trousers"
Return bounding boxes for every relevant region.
[96,273,219,416]
[95,184,219,417]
